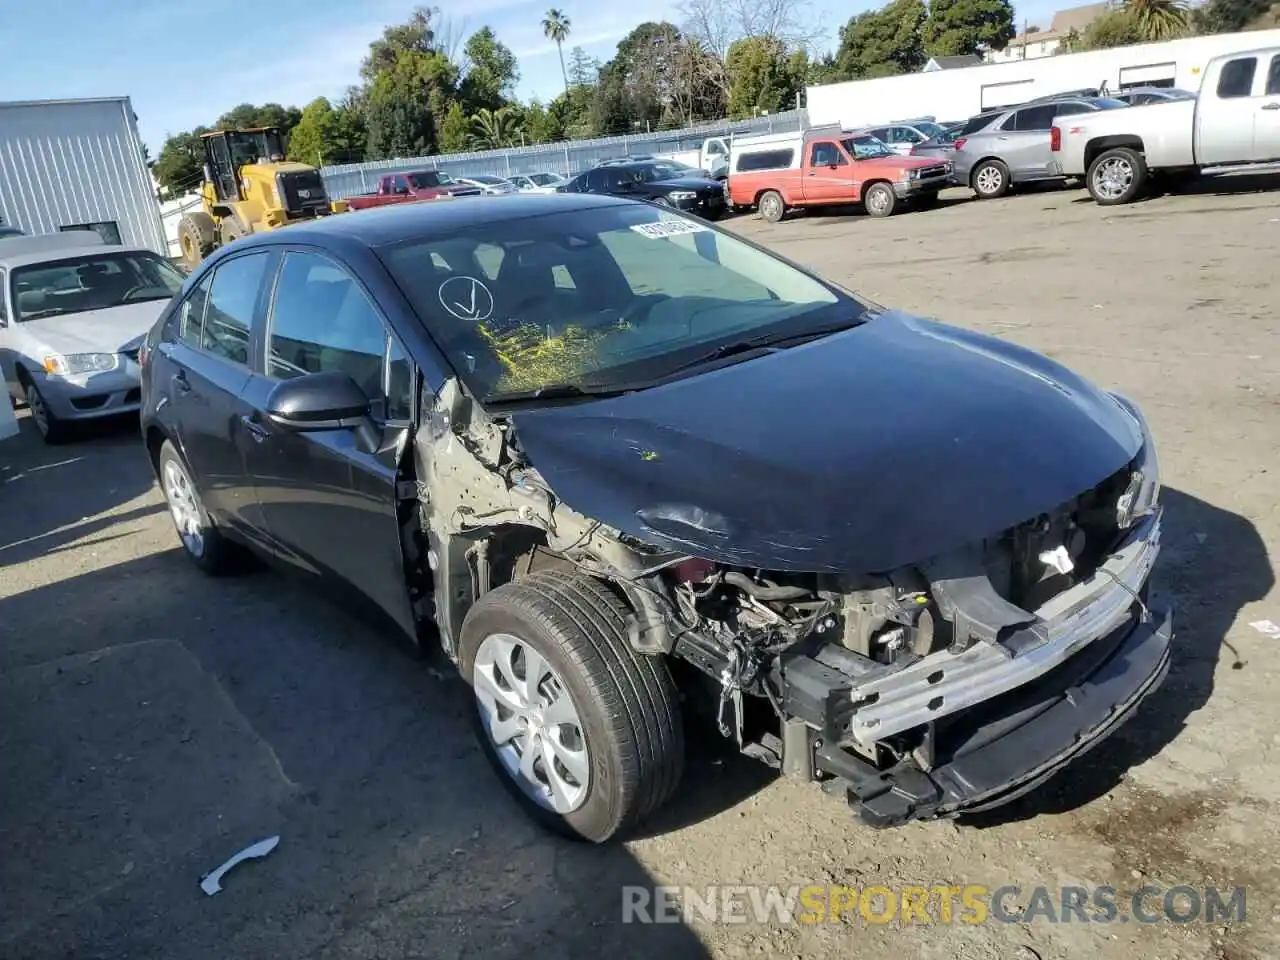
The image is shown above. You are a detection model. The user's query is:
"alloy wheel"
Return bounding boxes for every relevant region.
[976,165,1003,195]
[472,632,590,814]
[1093,157,1133,201]
[866,187,891,215]
[24,384,48,438]
[162,458,206,558]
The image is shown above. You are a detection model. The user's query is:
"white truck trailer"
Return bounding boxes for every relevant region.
[806,29,1280,130]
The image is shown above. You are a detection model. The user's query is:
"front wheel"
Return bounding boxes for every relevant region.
[459,570,684,843]
[157,440,245,575]
[863,182,898,218]
[1087,147,1148,205]
[23,378,70,444]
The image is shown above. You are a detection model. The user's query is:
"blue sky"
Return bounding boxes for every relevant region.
[0,0,1059,153]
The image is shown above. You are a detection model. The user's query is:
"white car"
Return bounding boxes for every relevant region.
[507,172,568,194]
[1,239,186,442]
[861,122,951,155]
[455,175,518,196]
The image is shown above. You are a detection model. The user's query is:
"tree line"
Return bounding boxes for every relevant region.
[150,0,1276,195]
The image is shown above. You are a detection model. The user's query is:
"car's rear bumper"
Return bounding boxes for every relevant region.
[814,601,1172,826]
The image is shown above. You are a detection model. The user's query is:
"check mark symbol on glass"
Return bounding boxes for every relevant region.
[452,281,477,317]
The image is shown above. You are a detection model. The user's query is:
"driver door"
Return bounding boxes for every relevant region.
[803,139,854,204]
[238,249,418,636]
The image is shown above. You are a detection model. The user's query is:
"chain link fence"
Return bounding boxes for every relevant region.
[319,109,808,200]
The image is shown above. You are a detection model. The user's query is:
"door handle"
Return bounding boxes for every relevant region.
[172,370,191,394]
[1262,102,1280,110]
[239,413,270,442]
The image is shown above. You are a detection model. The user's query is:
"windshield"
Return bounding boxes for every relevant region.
[529,173,560,185]
[379,205,856,402]
[409,172,451,188]
[646,160,696,178]
[914,122,946,138]
[11,251,185,322]
[841,135,896,159]
[1091,98,1130,109]
[470,175,506,185]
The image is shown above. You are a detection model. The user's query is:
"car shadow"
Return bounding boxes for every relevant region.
[0,546,720,959]
[0,409,158,569]
[960,486,1272,827]
[1070,171,1280,205]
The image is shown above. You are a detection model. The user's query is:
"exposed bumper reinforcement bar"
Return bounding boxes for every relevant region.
[817,601,1172,827]
[846,509,1162,745]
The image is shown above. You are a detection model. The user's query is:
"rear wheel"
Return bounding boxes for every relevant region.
[757,190,786,223]
[864,182,898,218]
[1087,147,1148,205]
[219,218,246,246]
[459,570,684,843]
[157,440,245,575]
[972,160,1010,199]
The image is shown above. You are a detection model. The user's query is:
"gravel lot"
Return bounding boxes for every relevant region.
[2,180,1278,960]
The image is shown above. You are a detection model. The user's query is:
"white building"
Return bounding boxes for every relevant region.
[0,97,166,254]
[986,2,1112,63]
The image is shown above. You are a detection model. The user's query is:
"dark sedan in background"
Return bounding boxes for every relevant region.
[558,161,727,219]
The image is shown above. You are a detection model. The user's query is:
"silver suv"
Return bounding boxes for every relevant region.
[953,97,1129,199]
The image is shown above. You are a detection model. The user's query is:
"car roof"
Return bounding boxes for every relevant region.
[0,243,155,270]
[227,193,628,251]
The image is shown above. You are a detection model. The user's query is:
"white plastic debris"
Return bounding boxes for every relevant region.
[199,835,280,896]
[1039,545,1075,576]
[1248,620,1280,639]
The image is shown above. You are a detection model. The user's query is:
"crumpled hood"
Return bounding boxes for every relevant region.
[511,311,1142,574]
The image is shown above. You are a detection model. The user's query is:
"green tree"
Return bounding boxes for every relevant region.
[460,26,520,113]
[365,49,458,159]
[542,9,572,98]
[362,5,441,81]
[326,98,369,164]
[470,106,523,149]
[286,97,338,165]
[836,0,928,79]
[152,129,208,196]
[215,102,301,132]
[725,36,805,118]
[1125,0,1190,40]
[923,0,1015,57]
[439,101,471,152]
[523,99,564,142]
[1193,0,1272,32]
[1075,9,1147,49]
[566,46,599,87]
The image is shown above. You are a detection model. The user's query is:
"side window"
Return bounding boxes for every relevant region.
[267,251,389,402]
[1053,101,1092,118]
[1217,57,1257,99]
[176,272,213,348]
[810,141,846,166]
[1267,55,1280,96]
[586,169,609,192]
[893,126,922,143]
[391,175,409,194]
[203,253,268,364]
[1011,106,1055,131]
[0,270,7,324]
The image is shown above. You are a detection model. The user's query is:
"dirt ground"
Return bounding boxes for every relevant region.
[2,179,1278,960]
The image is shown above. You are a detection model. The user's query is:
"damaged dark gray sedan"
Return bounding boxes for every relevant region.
[138,195,1170,842]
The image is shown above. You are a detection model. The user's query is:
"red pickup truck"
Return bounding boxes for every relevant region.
[728,127,954,221]
[345,171,482,210]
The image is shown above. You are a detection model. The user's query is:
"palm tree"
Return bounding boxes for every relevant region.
[470,107,523,149]
[541,9,572,99]
[1124,0,1189,40]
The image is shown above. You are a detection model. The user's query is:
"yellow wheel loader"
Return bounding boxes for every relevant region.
[175,127,348,270]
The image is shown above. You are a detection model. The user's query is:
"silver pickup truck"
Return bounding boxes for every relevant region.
[1050,45,1280,204]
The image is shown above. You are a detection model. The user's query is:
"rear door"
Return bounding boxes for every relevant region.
[802,139,855,203]
[238,248,416,635]
[1198,55,1260,165]
[1000,104,1058,179]
[158,250,275,537]
[1253,53,1280,161]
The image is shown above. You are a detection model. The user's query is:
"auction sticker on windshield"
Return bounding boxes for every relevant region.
[630,220,709,239]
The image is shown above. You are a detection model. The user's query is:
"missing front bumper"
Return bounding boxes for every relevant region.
[815,601,1172,826]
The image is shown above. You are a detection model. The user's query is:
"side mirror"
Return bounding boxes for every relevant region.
[265,371,370,431]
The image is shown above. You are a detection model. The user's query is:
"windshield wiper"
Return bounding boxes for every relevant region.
[486,382,629,405]
[17,309,68,322]
[668,316,871,374]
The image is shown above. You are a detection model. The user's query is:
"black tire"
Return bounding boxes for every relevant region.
[156,439,245,575]
[863,182,898,218]
[177,212,216,271]
[458,570,684,843]
[757,190,786,223]
[1087,147,1148,205]
[20,374,71,444]
[971,159,1011,199]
